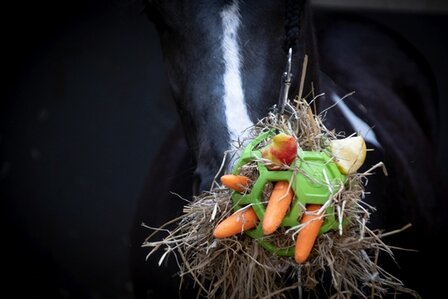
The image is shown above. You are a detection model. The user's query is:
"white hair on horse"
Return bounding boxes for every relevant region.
[330,92,381,148]
[220,0,254,147]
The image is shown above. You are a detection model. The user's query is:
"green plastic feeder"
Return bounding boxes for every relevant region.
[231,131,346,256]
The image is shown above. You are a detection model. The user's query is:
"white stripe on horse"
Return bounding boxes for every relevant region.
[331,93,381,148]
[220,1,253,147]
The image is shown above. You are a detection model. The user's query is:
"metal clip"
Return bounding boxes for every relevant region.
[277,47,293,115]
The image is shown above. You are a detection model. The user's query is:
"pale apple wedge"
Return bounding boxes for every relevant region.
[330,136,367,175]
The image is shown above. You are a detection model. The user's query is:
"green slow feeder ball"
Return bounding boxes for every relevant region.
[231,131,346,256]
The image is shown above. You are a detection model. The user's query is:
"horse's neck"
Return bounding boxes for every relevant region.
[285,2,321,109]
[298,2,321,99]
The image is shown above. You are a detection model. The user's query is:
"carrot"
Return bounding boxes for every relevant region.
[262,181,294,235]
[213,207,258,238]
[220,174,251,192]
[294,204,324,263]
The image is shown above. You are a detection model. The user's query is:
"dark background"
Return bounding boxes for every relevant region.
[2,1,447,298]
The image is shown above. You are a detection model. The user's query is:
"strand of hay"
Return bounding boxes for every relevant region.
[143,97,419,299]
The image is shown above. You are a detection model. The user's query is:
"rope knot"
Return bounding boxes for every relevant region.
[283,0,306,52]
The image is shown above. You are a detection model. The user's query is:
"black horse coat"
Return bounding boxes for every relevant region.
[131,2,446,298]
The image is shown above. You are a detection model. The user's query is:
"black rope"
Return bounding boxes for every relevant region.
[284,0,305,52]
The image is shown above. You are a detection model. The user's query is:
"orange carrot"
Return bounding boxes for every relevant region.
[294,204,324,263]
[220,174,251,192]
[213,207,258,238]
[262,181,294,235]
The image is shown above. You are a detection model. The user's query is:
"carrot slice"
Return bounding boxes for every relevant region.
[262,181,294,235]
[220,174,251,192]
[294,204,324,263]
[213,207,258,239]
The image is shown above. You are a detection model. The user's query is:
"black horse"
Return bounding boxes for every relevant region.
[131,1,446,298]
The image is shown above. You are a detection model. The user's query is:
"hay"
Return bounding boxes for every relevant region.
[143,96,419,299]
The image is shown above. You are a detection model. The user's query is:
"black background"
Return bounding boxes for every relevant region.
[2,1,447,298]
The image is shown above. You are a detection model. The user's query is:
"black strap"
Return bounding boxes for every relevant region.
[284,0,305,52]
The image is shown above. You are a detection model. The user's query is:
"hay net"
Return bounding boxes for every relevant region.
[143,97,419,299]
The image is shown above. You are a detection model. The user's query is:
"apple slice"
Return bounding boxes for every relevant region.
[261,133,297,166]
[330,136,367,175]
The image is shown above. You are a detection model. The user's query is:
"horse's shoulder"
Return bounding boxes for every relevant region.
[314,11,443,237]
[314,10,438,145]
